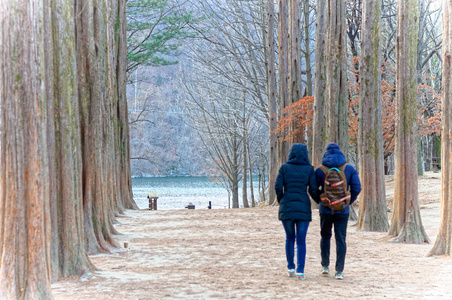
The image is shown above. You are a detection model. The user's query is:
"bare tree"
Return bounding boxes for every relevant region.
[278,0,290,165]
[289,0,304,143]
[326,0,349,153]
[312,0,328,167]
[183,78,243,208]
[267,0,278,205]
[357,0,389,232]
[182,0,270,206]
[389,0,429,243]
[430,0,452,256]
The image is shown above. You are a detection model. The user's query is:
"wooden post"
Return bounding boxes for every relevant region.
[147,191,159,210]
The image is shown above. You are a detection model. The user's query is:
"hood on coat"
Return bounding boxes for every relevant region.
[287,143,310,165]
[321,143,347,167]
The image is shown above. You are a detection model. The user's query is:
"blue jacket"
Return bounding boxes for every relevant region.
[315,143,361,215]
[275,144,318,221]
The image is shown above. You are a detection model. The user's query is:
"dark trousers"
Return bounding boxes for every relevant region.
[320,213,349,273]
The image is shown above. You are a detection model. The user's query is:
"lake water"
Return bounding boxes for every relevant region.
[132,176,259,210]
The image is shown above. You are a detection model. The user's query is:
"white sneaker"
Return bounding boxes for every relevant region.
[322,267,329,275]
[335,272,344,280]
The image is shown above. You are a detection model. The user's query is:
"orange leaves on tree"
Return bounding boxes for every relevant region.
[417,83,442,137]
[272,96,314,142]
[272,58,441,158]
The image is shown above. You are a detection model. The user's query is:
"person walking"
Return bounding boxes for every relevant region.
[315,143,361,280]
[275,143,318,280]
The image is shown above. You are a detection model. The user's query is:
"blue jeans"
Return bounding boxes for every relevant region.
[320,213,349,273]
[282,220,310,273]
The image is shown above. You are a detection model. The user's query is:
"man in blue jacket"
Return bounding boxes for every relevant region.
[275,144,318,280]
[315,143,361,280]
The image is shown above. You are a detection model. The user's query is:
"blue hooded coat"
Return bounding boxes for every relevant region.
[315,143,362,214]
[275,144,318,221]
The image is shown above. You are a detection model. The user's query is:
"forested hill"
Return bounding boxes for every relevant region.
[127,62,210,177]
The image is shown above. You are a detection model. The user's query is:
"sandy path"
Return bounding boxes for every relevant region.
[52,172,452,299]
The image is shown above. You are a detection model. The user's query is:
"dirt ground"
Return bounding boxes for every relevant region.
[52,171,452,300]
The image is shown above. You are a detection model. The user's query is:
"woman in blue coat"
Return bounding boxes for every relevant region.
[275,143,318,280]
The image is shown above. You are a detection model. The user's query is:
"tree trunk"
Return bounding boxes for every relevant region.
[247,144,256,207]
[303,0,313,98]
[49,0,92,279]
[267,0,278,205]
[326,0,348,155]
[303,0,313,161]
[242,137,249,208]
[278,0,290,166]
[357,0,389,232]
[76,0,135,253]
[389,0,429,243]
[289,0,304,144]
[430,0,452,255]
[0,1,53,298]
[312,0,327,168]
[116,0,138,210]
[232,132,240,208]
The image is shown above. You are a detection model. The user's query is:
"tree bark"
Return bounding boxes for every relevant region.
[357,0,389,232]
[49,0,92,279]
[0,0,53,298]
[312,0,328,168]
[278,0,290,166]
[303,0,314,161]
[247,143,256,207]
[389,0,429,243]
[116,0,138,210]
[326,0,348,154]
[267,0,278,205]
[242,94,249,208]
[76,0,136,254]
[289,0,304,144]
[430,0,452,255]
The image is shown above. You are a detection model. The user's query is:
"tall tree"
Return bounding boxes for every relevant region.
[357,0,389,231]
[288,0,304,144]
[278,0,290,165]
[49,0,91,279]
[302,0,314,160]
[388,0,429,243]
[181,0,268,208]
[430,0,452,255]
[267,0,278,205]
[183,80,243,208]
[312,0,328,167]
[326,0,349,153]
[76,0,138,254]
[0,0,53,298]
[1,0,134,296]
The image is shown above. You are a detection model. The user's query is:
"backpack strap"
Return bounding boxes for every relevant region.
[320,165,329,175]
[338,163,348,191]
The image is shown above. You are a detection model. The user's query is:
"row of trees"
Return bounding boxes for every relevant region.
[173,0,452,254]
[122,0,450,252]
[180,0,270,208]
[272,0,448,251]
[0,0,136,298]
[170,0,442,211]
